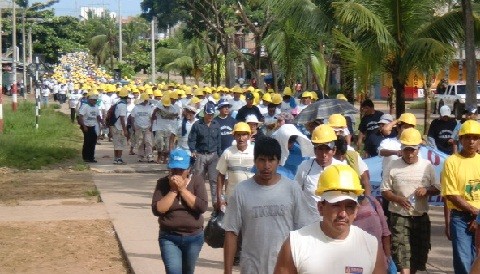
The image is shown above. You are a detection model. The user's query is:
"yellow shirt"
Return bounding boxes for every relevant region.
[441,153,480,211]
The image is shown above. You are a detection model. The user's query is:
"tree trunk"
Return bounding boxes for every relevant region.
[462,0,477,108]
[216,56,222,87]
[393,77,405,117]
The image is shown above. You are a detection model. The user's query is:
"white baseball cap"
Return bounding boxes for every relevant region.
[245,114,260,124]
[321,190,358,204]
[440,105,451,117]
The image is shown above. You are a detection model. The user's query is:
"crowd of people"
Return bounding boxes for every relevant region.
[40,52,480,274]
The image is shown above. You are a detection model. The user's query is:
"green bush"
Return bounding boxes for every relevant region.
[0,102,82,169]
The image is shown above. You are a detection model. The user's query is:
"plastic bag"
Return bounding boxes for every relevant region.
[387,256,397,274]
[204,211,225,248]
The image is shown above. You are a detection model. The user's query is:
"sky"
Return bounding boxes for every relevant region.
[39,0,142,17]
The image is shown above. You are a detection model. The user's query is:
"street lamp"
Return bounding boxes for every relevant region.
[118,0,122,62]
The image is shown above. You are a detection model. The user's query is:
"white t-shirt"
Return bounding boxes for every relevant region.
[68,93,80,108]
[131,103,153,129]
[294,158,345,209]
[216,144,255,197]
[380,157,439,216]
[152,105,179,132]
[290,223,378,274]
[173,118,198,150]
[114,102,128,130]
[229,98,246,112]
[378,137,401,169]
[78,104,99,127]
[224,176,320,274]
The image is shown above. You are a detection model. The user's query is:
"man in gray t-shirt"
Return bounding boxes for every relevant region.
[223,137,319,274]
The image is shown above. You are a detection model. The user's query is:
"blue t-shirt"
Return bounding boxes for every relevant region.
[284,143,308,177]
[214,115,237,153]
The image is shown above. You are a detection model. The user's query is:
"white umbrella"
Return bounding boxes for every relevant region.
[272,124,314,166]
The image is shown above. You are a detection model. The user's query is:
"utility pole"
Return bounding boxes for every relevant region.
[118,0,122,62]
[28,26,32,94]
[11,1,17,111]
[22,10,26,99]
[151,16,156,84]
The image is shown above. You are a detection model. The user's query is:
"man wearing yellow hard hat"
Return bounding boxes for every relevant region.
[442,120,480,274]
[275,165,385,273]
[381,128,439,273]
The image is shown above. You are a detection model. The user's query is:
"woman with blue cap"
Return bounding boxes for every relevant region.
[151,149,208,274]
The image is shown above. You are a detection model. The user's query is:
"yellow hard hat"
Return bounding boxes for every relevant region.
[212,92,221,101]
[301,91,312,98]
[336,94,347,101]
[162,96,172,107]
[247,86,255,92]
[271,93,282,105]
[146,88,154,95]
[459,120,480,136]
[283,87,293,96]
[153,90,163,97]
[140,92,150,101]
[311,92,318,101]
[232,86,243,94]
[169,90,179,100]
[315,165,364,196]
[194,89,204,97]
[118,87,129,97]
[253,92,260,105]
[311,124,337,144]
[399,128,422,146]
[204,87,213,94]
[267,88,275,93]
[328,114,347,128]
[190,96,201,104]
[398,113,416,126]
[233,122,251,134]
[262,93,272,103]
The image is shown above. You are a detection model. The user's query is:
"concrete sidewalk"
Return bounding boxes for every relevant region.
[90,140,234,274]
[89,138,453,274]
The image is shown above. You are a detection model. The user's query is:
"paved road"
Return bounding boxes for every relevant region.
[89,137,454,274]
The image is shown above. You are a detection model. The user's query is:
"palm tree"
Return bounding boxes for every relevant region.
[88,18,118,69]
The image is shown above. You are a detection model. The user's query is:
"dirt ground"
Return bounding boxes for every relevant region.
[0,168,128,273]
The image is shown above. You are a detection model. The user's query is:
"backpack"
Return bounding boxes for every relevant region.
[105,101,125,127]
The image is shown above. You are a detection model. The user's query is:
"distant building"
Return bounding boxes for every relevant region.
[80,7,116,21]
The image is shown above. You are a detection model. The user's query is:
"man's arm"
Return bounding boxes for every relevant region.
[216,173,226,211]
[372,243,387,274]
[224,231,238,274]
[446,195,479,215]
[188,123,197,154]
[273,237,297,274]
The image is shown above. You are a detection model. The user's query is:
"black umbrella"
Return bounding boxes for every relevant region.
[294,99,359,124]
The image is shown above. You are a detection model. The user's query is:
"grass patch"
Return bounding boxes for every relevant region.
[85,189,100,197]
[0,102,82,169]
[408,100,436,110]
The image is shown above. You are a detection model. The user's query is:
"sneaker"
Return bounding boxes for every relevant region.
[113,159,119,165]
[117,159,126,165]
[138,157,146,162]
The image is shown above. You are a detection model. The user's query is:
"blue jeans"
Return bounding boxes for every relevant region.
[159,230,204,274]
[450,210,476,274]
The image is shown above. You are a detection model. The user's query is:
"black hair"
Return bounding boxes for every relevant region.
[268,103,278,108]
[288,135,298,144]
[334,135,348,155]
[254,136,281,160]
[360,99,374,108]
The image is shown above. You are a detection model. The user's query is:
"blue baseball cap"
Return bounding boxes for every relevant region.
[217,99,231,109]
[204,102,216,114]
[168,149,191,170]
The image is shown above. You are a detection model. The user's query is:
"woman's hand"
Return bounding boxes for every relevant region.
[169,175,180,192]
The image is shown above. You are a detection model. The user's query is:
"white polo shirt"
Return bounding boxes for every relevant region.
[216,144,255,197]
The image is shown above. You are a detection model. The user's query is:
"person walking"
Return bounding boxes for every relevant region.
[381,128,440,273]
[78,93,103,163]
[214,99,237,154]
[188,101,222,208]
[111,88,129,165]
[151,149,208,274]
[357,99,384,157]
[274,165,386,274]
[223,137,319,274]
[428,105,457,155]
[131,93,155,162]
[441,120,480,274]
